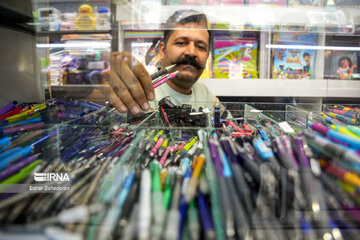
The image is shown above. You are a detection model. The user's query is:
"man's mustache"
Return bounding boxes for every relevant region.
[175,56,202,70]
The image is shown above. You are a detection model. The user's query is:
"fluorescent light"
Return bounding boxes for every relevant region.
[266,44,360,51]
[36,42,111,49]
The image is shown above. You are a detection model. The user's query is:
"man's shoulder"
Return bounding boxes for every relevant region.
[193,82,211,92]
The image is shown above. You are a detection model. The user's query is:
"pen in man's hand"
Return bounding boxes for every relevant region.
[150,64,176,80]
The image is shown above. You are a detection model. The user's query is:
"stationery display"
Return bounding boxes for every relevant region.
[0,99,360,239]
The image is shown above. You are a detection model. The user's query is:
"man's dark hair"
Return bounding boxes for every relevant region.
[163,10,211,48]
[303,52,310,58]
[338,56,352,67]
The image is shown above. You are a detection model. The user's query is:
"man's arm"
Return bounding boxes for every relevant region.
[108,52,155,114]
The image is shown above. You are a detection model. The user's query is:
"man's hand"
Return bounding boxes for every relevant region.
[108,52,155,114]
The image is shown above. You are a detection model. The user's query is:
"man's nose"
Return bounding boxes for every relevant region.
[184,42,196,56]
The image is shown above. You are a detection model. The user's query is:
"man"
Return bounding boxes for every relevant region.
[108,10,219,115]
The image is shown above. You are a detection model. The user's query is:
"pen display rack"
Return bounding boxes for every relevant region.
[2,99,360,239]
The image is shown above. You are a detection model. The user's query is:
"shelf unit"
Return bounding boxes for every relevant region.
[115,2,360,103]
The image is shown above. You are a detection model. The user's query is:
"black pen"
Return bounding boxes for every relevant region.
[151,64,176,80]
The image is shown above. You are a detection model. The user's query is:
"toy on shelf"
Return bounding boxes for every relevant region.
[36,7,61,31]
[75,4,96,31]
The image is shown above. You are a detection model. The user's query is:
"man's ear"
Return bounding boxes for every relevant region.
[159,41,166,61]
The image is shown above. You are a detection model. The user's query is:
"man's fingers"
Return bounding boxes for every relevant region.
[112,52,154,101]
[117,61,150,112]
[105,86,127,113]
[109,71,142,115]
[132,62,155,101]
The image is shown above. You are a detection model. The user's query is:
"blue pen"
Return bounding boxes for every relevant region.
[197,192,216,240]
[102,168,128,203]
[0,136,11,152]
[74,100,103,111]
[217,141,249,239]
[117,171,135,206]
[0,146,22,159]
[0,130,55,171]
[179,168,192,240]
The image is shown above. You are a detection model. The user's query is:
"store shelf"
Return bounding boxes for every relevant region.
[198,78,328,97]
[35,30,111,36]
[327,79,360,98]
[116,4,360,31]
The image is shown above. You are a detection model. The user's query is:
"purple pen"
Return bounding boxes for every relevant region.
[0,101,17,116]
[280,135,299,168]
[2,122,45,135]
[0,155,37,181]
[294,135,311,168]
[208,139,223,175]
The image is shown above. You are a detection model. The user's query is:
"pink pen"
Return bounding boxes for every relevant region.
[149,135,166,157]
[153,71,179,88]
[173,141,186,153]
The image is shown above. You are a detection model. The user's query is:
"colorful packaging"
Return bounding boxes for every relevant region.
[272,32,317,80]
[208,0,244,4]
[272,48,316,79]
[324,51,359,80]
[214,38,258,79]
[288,0,325,7]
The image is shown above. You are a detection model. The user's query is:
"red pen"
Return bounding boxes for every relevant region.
[0,106,23,121]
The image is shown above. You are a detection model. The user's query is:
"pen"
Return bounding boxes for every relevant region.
[220,136,253,215]
[304,131,360,165]
[308,122,360,150]
[187,200,201,240]
[157,137,168,158]
[163,167,174,210]
[327,112,358,125]
[330,108,359,119]
[159,141,174,167]
[150,161,165,240]
[320,160,360,187]
[122,204,139,240]
[179,168,192,240]
[163,170,183,240]
[185,154,205,203]
[0,100,17,116]
[209,138,235,239]
[151,64,176,80]
[0,106,23,121]
[138,169,151,240]
[197,192,216,240]
[330,124,360,139]
[172,136,198,166]
[149,134,166,157]
[153,71,179,89]
[145,130,164,152]
[1,122,45,136]
[346,125,360,137]
[0,155,37,181]
[217,138,250,239]
[201,129,226,240]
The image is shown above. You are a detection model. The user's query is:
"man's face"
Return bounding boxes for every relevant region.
[159,21,209,89]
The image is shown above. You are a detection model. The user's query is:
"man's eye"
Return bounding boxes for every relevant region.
[197,45,207,51]
[176,42,185,46]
